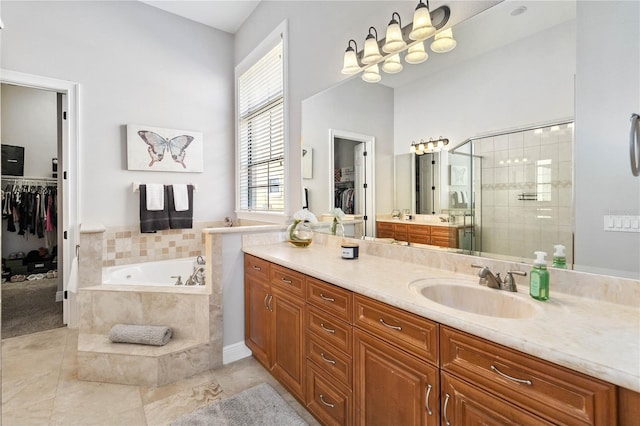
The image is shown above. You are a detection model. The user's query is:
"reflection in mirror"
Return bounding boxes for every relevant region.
[303,0,579,268]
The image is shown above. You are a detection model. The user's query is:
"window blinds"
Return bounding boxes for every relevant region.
[238,40,285,212]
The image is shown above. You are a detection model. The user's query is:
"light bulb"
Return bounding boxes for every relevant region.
[362,27,383,64]
[409,1,435,41]
[382,13,407,53]
[405,42,428,64]
[431,28,457,53]
[362,64,381,83]
[341,42,360,74]
[382,54,403,74]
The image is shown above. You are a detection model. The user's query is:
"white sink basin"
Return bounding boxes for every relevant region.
[409,278,541,319]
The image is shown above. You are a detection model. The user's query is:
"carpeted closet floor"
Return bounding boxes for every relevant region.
[1,277,64,338]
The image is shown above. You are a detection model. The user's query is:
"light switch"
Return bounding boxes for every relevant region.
[604,215,640,233]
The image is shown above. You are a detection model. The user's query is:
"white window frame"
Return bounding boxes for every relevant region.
[235,20,289,223]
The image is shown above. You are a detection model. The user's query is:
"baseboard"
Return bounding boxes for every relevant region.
[56,291,63,302]
[223,341,252,365]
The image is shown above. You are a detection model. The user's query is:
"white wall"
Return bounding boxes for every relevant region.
[1,1,235,227]
[574,1,640,278]
[1,84,57,177]
[301,77,394,216]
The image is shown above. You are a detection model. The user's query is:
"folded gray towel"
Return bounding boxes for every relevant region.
[109,324,172,346]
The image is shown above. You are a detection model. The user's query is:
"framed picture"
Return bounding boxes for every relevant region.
[450,165,468,186]
[127,124,204,172]
[302,145,313,179]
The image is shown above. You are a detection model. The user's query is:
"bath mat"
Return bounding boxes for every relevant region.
[170,383,308,426]
[2,277,63,338]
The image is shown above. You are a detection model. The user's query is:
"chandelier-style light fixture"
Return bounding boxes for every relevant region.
[341,1,456,83]
[410,137,450,155]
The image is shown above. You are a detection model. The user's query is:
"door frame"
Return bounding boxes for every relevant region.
[328,129,375,237]
[1,69,80,325]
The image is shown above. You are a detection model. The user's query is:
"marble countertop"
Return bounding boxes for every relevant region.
[244,242,640,392]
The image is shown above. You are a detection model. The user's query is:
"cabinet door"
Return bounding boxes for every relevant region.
[376,222,394,238]
[271,292,305,401]
[244,275,271,368]
[354,329,439,426]
[441,372,554,426]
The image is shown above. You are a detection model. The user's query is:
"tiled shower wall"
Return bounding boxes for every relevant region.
[476,123,574,263]
[102,221,221,267]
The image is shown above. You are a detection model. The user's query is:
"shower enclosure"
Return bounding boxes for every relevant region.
[449,120,574,265]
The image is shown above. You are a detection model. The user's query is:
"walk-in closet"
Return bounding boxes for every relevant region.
[1,83,62,338]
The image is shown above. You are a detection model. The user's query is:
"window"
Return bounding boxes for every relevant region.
[237,37,285,214]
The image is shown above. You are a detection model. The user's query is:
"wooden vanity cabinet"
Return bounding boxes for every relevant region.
[440,326,617,425]
[376,221,458,248]
[305,277,354,425]
[244,255,306,402]
[353,294,440,426]
[376,221,394,239]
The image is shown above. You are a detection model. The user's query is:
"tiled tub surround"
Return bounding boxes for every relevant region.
[242,232,640,393]
[76,221,284,387]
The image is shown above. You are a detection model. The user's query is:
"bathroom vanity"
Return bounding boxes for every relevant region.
[243,240,639,426]
[376,219,468,248]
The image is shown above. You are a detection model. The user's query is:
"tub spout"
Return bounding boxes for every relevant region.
[185,267,205,286]
[171,275,183,286]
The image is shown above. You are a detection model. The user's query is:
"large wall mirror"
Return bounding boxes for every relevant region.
[302,1,579,263]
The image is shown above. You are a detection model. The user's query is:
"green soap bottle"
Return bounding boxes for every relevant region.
[552,244,567,269]
[530,251,549,301]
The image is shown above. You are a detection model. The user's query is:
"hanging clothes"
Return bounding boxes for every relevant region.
[2,183,57,247]
[334,187,355,214]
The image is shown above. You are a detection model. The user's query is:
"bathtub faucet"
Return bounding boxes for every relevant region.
[171,275,184,286]
[196,256,205,265]
[185,267,205,286]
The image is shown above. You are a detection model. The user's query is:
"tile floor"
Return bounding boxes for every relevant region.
[2,327,319,425]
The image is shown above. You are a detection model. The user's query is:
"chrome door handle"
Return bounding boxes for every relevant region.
[425,384,433,416]
[379,318,402,331]
[443,393,451,426]
[491,365,532,385]
[320,323,335,334]
[319,293,335,302]
[631,113,640,176]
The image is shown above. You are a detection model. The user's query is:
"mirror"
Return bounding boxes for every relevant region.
[302,1,580,264]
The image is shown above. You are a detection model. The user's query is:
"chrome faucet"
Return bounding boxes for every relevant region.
[196,255,206,265]
[185,266,206,286]
[471,264,527,292]
[171,275,183,286]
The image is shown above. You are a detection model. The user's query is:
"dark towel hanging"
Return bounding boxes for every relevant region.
[139,184,170,233]
[167,185,194,230]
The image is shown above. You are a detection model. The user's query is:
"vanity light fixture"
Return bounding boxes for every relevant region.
[362,27,383,65]
[341,39,361,75]
[405,41,428,64]
[362,64,382,83]
[382,53,403,74]
[410,137,449,155]
[430,28,457,53]
[409,0,436,41]
[341,2,453,83]
[383,12,407,53]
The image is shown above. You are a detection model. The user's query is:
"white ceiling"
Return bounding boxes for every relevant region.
[139,0,261,34]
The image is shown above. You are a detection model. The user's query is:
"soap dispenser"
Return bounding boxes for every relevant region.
[530,251,549,301]
[552,244,566,269]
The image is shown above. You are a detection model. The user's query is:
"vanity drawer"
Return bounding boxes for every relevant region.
[306,333,352,387]
[393,223,408,241]
[306,277,353,323]
[306,361,353,426]
[244,254,270,282]
[440,326,616,426]
[271,264,305,299]
[353,294,438,364]
[307,305,352,354]
[376,221,394,238]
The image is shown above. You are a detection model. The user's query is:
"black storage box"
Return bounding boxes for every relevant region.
[1,145,25,176]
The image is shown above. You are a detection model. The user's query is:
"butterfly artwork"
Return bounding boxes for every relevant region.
[138,130,194,168]
[127,124,204,172]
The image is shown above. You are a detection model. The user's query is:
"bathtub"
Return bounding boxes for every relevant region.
[102,257,203,286]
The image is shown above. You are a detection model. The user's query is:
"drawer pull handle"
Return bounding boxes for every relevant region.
[320,352,336,365]
[379,318,402,331]
[491,365,532,385]
[319,293,335,302]
[319,394,335,408]
[281,278,293,284]
[443,393,451,426]
[252,265,261,271]
[320,323,336,334]
[425,384,433,416]
[263,294,270,310]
